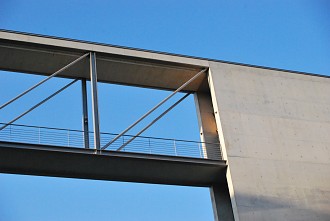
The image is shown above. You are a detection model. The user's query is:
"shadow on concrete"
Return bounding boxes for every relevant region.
[234,191,330,221]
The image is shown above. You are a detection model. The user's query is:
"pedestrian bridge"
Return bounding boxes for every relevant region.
[0,30,233,220]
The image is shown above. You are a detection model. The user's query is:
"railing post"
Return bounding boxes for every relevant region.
[9,124,12,141]
[121,136,125,151]
[173,139,177,156]
[149,138,151,154]
[38,128,41,144]
[67,129,70,147]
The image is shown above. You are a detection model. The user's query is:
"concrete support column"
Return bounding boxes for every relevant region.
[210,182,235,221]
[195,90,235,220]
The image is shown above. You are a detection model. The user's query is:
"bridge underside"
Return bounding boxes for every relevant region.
[0,31,209,92]
[0,141,227,187]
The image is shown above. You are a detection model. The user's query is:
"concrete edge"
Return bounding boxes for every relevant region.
[208,65,240,221]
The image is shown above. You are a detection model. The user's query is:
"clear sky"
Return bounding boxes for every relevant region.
[0,1,329,220]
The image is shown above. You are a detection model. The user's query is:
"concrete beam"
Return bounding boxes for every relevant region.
[0,30,208,92]
[0,141,227,187]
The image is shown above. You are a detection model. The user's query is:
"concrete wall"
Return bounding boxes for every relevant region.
[208,62,330,221]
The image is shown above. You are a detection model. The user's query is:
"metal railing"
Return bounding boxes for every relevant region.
[0,123,222,160]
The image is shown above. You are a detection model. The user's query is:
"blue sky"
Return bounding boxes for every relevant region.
[0,1,329,220]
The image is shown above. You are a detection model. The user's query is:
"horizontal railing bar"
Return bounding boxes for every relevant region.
[0,122,220,145]
[0,123,222,160]
[0,133,219,151]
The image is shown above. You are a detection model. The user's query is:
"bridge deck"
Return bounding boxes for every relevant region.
[0,141,227,187]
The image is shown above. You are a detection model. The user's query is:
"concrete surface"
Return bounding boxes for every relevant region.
[209,61,330,221]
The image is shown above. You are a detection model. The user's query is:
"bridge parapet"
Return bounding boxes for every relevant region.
[0,123,222,160]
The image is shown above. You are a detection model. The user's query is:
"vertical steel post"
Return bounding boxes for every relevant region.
[89,52,101,150]
[38,128,41,144]
[67,129,70,147]
[149,138,151,154]
[9,125,12,141]
[81,78,90,149]
[173,139,177,156]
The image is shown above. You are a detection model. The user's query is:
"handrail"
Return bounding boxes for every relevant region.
[0,122,222,160]
[0,122,219,145]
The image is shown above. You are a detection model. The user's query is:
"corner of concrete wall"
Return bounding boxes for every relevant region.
[207,62,240,221]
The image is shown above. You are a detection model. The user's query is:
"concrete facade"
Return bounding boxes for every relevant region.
[208,62,330,220]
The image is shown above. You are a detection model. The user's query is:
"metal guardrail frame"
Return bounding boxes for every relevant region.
[0,122,222,160]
